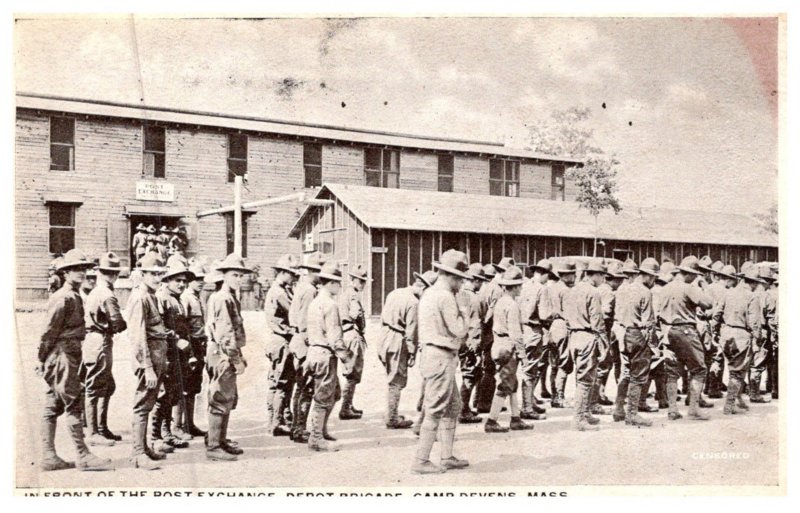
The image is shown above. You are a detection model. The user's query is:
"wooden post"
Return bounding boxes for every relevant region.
[234,175,243,256]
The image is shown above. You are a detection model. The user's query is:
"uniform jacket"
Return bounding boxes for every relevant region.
[456,283,484,352]
[615,280,655,329]
[563,281,604,334]
[711,282,761,335]
[339,285,366,336]
[307,287,349,362]
[39,281,86,362]
[418,280,468,352]
[380,286,420,356]
[207,286,246,364]
[181,288,206,341]
[658,279,712,325]
[492,294,525,356]
[598,282,616,333]
[519,279,546,327]
[478,278,503,325]
[289,277,317,334]
[84,279,127,336]
[264,279,293,336]
[126,283,169,370]
[156,287,190,341]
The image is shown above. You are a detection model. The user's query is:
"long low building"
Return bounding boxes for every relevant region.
[290,184,777,315]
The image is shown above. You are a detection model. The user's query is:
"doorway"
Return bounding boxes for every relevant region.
[128,215,184,266]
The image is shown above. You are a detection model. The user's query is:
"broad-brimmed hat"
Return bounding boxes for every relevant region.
[658,261,676,283]
[204,260,224,284]
[159,225,169,233]
[622,259,639,275]
[530,259,552,275]
[676,256,704,276]
[57,249,97,272]
[467,262,489,282]
[136,223,146,231]
[498,265,524,286]
[300,252,326,272]
[146,225,157,234]
[272,254,300,275]
[758,266,775,283]
[434,249,471,279]
[318,262,343,282]
[171,226,182,234]
[162,261,195,282]
[349,263,370,282]
[606,261,627,279]
[482,264,497,278]
[719,264,737,280]
[492,257,516,273]
[188,262,206,280]
[97,252,124,273]
[738,261,755,277]
[698,255,714,273]
[556,261,577,275]
[217,253,253,274]
[741,266,767,284]
[137,253,165,273]
[166,253,189,268]
[638,258,660,276]
[711,261,724,274]
[584,261,609,276]
[413,270,438,288]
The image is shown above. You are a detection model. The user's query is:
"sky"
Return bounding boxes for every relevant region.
[14,16,779,215]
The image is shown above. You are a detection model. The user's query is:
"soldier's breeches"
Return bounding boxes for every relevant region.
[342,331,366,384]
[750,336,769,373]
[305,347,341,409]
[381,335,410,389]
[207,353,238,416]
[491,339,519,397]
[132,366,164,423]
[568,331,599,387]
[596,335,618,384]
[267,338,296,397]
[623,328,652,387]
[185,340,206,396]
[82,333,116,400]
[721,327,752,373]
[664,326,707,382]
[521,326,545,383]
[458,346,482,390]
[42,340,84,422]
[420,345,461,423]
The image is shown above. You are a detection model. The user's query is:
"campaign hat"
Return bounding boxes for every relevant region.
[433,250,471,279]
[217,253,253,274]
[497,266,525,286]
[57,249,96,272]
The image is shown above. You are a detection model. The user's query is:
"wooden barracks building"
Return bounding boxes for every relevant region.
[15,93,777,312]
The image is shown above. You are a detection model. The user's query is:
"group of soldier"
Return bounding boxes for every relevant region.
[36,243,779,475]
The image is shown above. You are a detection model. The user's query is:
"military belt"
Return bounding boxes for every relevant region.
[382,323,404,335]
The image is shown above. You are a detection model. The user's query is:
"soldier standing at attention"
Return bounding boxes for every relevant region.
[659,256,713,421]
[264,255,300,438]
[593,261,626,413]
[484,266,534,433]
[126,253,169,470]
[766,273,779,400]
[518,259,552,420]
[540,265,560,402]
[132,223,148,264]
[80,267,97,303]
[749,266,775,403]
[288,252,325,443]
[305,262,352,451]
[82,252,127,447]
[711,265,763,414]
[543,261,577,408]
[563,261,608,431]
[412,250,470,475]
[338,264,370,420]
[379,271,434,430]
[205,254,252,461]
[705,262,734,399]
[37,249,113,472]
[179,262,210,437]
[456,263,489,424]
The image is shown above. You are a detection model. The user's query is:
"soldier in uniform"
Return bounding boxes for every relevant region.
[168,227,185,256]
[338,264,370,420]
[643,261,675,411]
[126,253,169,470]
[705,262,735,399]
[412,250,470,475]
[205,254,252,461]
[48,256,64,295]
[540,265,561,401]
[766,273,779,400]
[612,258,660,427]
[305,262,353,451]
[544,261,577,408]
[474,263,498,412]
[288,252,325,443]
[264,254,300,437]
[132,223,148,264]
[379,271,435,429]
[749,266,775,403]
[593,261,626,413]
[456,263,489,424]
[82,252,127,447]
[156,226,170,260]
[179,262,210,437]
[37,249,113,472]
[563,261,608,431]
[659,256,713,420]
[711,265,764,414]
[518,259,552,420]
[484,266,534,433]
[80,267,97,303]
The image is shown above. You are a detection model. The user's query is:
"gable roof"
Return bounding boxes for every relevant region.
[289,184,777,248]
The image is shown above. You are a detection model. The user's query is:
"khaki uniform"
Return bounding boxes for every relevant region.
[748,285,771,396]
[83,280,126,400]
[491,295,524,397]
[180,288,207,396]
[264,279,295,430]
[519,280,547,387]
[305,288,350,408]
[378,286,420,389]
[339,285,367,384]
[712,283,760,374]
[542,280,573,402]
[206,287,246,416]
[659,280,711,381]
[288,278,318,438]
[456,284,484,413]
[704,280,728,395]
[615,281,656,388]
[154,288,190,436]
[475,278,502,411]
[132,232,148,262]
[563,281,604,387]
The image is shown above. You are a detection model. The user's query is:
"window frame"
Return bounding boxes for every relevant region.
[551,164,566,201]
[142,124,166,179]
[364,147,400,189]
[227,133,248,183]
[488,158,520,197]
[437,154,454,192]
[48,202,77,255]
[224,212,250,258]
[303,142,323,188]
[49,116,75,171]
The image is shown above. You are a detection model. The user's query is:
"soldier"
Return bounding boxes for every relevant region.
[133,223,148,264]
[643,261,675,411]
[518,259,552,420]
[544,261,577,408]
[379,271,435,429]
[484,266,534,433]
[126,253,169,470]
[82,252,127,447]
[37,249,113,472]
[80,267,97,303]
[48,256,64,295]
[156,226,170,260]
[264,254,300,437]
[305,262,353,451]
[338,264,370,420]
[205,254,252,461]
[749,266,775,403]
[168,226,185,256]
[179,262,210,437]
[474,263,498,412]
[766,273,779,400]
[612,258,659,427]
[659,256,713,420]
[412,250,470,475]
[563,260,608,431]
[288,252,325,443]
[540,265,561,401]
[706,263,735,399]
[692,256,718,409]
[456,263,489,424]
[593,261,626,413]
[711,265,763,414]
[153,261,194,447]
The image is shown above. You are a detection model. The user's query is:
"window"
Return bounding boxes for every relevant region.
[49,117,75,171]
[489,158,520,197]
[437,155,454,192]
[48,203,76,254]
[143,125,166,178]
[225,213,249,258]
[364,148,400,188]
[551,164,565,201]
[304,143,322,188]
[227,133,248,183]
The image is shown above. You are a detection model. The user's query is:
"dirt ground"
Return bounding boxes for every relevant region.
[14,309,780,490]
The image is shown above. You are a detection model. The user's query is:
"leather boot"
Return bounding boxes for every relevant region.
[41,418,74,471]
[149,405,173,453]
[687,378,709,420]
[521,380,533,416]
[86,398,114,446]
[270,388,292,436]
[291,396,311,443]
[206,413,237,461]
[438,419,468,469]
[484,418,509,433]
[308,405,339,452]
[459,384,482,423]
[339,381,362,420]
[509,416,534,431]
[735,376,750,410]
[625,385,652,427]
[573,384,598,431]
[162,416,189,448]
[220,414,244,455]
[172,402,193,441]
[386,387,413,429]
[749,372,771,403]
[97,397,122,441]
[68,420,113,471]
[723,378,739,415]
[185,396,206,437]
[598,384,613,406]
[131,418,161,470]
[613,381,628,422]
[666,380,682,420]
